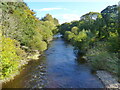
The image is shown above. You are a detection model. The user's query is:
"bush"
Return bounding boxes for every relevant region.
[64,31,75,41]
[71,26,79,35]
[108,35,120,52]
[29,35,47,52]
[86,41,119,75]
[1,2,57,52]
[1,1,59,81]
[1,36,26,79]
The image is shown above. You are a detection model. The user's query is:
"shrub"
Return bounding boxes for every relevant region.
[71,26,79,35]
[1,36,26,79]
[86,41,119,75]
[29,34,47,52]
[108,35,120,52]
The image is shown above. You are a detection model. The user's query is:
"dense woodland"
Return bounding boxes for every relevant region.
[0,1,120,83]
[59,4,120,80]
[1,1,59,81]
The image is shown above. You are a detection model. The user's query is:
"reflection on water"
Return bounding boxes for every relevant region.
[3,34,104,88]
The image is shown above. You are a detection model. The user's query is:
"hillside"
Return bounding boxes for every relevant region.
[0,1,59,82]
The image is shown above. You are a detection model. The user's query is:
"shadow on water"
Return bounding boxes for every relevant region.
[3,34,104,88]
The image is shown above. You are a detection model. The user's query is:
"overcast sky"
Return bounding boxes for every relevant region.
[24,0,119,24]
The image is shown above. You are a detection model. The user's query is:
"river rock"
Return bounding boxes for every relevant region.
[96,70,120,88]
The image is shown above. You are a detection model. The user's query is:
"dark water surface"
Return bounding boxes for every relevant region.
[3,35,104,88]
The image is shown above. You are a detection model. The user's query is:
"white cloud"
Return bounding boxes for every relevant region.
[54,14,80,24]
[40,8,62,11]
[33,8,66,12]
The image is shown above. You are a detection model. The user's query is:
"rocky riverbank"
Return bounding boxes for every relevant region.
[96,70,120,89]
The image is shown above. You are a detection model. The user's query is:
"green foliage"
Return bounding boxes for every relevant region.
[101,5,118,37]
[41,14,53,22]
[29,35,47,51]
[75,30,87,41]
[59,4,120,76]
[1,36,26,79]
[108,35,120,52]
[54,18,59,25]
[64,31,75,41]
[71,26,79,35]
[1,2,58,52]
[59,23,71,35]
[41,14,59,25]
[86,42,119,75]
[1,1,59,81]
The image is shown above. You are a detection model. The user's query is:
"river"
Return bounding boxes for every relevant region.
[3,34,104,88]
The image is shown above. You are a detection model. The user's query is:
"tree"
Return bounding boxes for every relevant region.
[101,5,118,33]
[41,14,59,25]
[71,26,79,35]
[41,14,53,22]
[54,18,59,25]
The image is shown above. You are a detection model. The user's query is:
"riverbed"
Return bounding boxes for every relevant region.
[3,35,104,88]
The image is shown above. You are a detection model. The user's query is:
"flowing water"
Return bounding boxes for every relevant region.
[3,34,104,88]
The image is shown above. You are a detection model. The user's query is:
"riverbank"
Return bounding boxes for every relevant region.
[61,37,120,88]
[1,34,59,87]
[1,1,59,86]
[96,70,120,88]
[0,48,42,86]
[80,51,120,89]
[2,37,104,88]
[78,54,120,88]
[59,4,119,87]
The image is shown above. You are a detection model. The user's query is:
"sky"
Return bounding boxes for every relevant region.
[23,0,119,24]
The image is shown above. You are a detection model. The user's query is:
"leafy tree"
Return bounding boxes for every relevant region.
[41,14,54,22]
[54,18,59,25]
[59,4,119,76]
[101,5,118,34]
[71,26,79,35]
[64,31,75,41]
[1,1,59,80]
[59,23,71,35]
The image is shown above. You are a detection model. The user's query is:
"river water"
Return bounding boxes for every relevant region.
[3,35,104,88]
